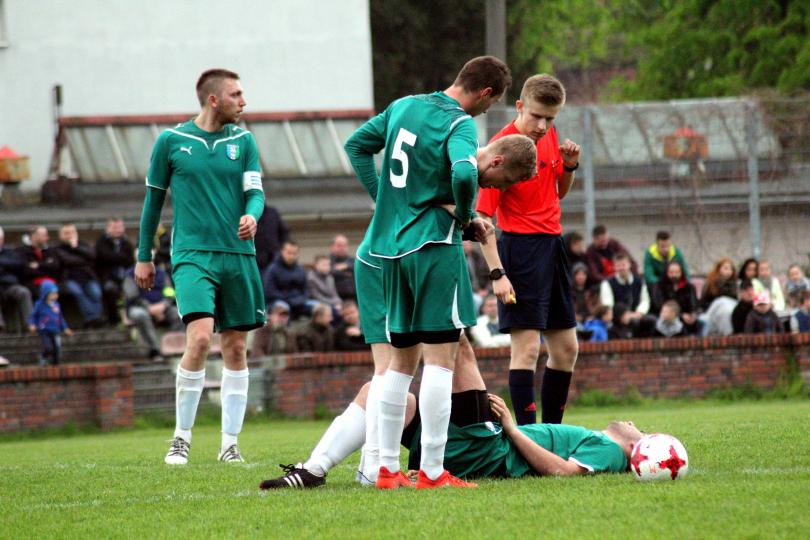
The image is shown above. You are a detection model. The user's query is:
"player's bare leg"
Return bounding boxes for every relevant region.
[360,342,392,484]
[165,317,213,465]
[218,329,250,462]
[376,344,420,489]
[453,333,486,393]
[539,327,578,424]
[508,328,541,425]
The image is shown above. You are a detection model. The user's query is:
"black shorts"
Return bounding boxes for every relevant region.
[498,232,576,332]
[401,390,494,454]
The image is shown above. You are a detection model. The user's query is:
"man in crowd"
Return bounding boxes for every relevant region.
[731,279,755,334]
[95,217,134,325]
[599,252,655,337]
[123,264,180,361]
[586,225,638,283]
[295,302,334,353]
[330,234,357,301]
[250,302,296,356]
[254,204,289,275]
[643,230,689,287]
[18,226,60,293]
[53,223,104,327]
[335,301,369,351]
[471,295,511,348]
[0,226,33,334]
[263,241,315,319]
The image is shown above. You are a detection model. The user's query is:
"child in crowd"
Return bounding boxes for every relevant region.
[654,300,685,337]
[744,291,783,335]
[583,305,612,342]
[28,281,72,365]
[790,290,810,333]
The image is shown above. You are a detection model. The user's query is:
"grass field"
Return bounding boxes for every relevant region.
[2,399,809,539]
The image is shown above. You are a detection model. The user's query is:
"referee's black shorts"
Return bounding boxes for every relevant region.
[497,232,576,332]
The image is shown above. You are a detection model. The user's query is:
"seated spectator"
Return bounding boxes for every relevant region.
[562,231,586,271]
[307,255,343,311]
[789,290,810,333]
[330,234,356,301]
[334,301,369,351]
[785,264,810,308]
[153,223,172,272]
[18,226,61,293]
[53,223,104,327]
[654,300,686,338]
[0,226,33,334]
[650,260,699,335]
[731,280,756,334]
[471,295,510,348]
[570,262,600,325]
[744,291,782,334]
[263,241,315,319]
[699,258,738,336]
[738,257,762,291]
[123,266,180,362]
[756,260,785,313]
[254,204,290,275]
[609,304,634,340]
[95,217,134,325]
[295,303,334,352]
[585,224,638,282]
[643,230,689,287]
[599,252,655,337]
[251,302,297,356]
[583,305,611,342]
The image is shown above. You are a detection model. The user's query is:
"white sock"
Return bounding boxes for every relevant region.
[174,367,206,442]
[378,370,413,472]
[303,402,366,476]
[362,375,384,481]
[221,367,249,450]
[419,365,453,480]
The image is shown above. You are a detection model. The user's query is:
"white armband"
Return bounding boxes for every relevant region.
[243,171,263,192]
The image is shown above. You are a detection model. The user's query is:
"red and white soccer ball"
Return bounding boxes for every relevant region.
[630,433,689,482]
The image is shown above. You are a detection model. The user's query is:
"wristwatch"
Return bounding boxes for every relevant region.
[489,268,506,280]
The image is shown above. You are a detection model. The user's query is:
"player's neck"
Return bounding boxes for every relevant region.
[194,110,225,133]
[443,85,473,113]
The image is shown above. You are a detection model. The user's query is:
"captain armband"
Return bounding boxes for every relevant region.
[243,171,263,192]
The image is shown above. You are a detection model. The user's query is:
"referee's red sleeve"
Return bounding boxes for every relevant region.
[476,186,500,218]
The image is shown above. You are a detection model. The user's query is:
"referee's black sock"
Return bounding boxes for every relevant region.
[508,369,537,425]
[540,367,573,424]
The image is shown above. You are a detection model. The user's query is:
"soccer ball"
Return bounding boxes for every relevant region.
[630,433,689,481]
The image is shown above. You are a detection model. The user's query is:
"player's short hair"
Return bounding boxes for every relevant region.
[662,300,681,316]
[453,56,512,97]
[196,68,240,107]
[488,134,536,182]
[656,230,671,241]
[592,224,607,237]
[520,74,566,107]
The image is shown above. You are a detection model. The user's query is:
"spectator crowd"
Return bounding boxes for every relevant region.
[3,211,810,359]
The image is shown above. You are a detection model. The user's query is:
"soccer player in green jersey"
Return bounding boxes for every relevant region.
[344,56,525,490]
[259,347,642,489]
[135,69,266,465]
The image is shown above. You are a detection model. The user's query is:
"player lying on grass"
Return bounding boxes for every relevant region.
[259,342,644,489]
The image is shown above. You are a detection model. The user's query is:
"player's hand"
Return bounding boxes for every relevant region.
[559,139,580,168]
[469,217,495,245]
[134,261,156,290]
[493,275,516,305]
[488,394,517,433]
[238,215,257,240]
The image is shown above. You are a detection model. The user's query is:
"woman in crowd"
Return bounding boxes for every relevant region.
[650,260,699,335]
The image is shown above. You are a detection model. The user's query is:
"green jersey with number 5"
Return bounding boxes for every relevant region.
[344,92,479,259]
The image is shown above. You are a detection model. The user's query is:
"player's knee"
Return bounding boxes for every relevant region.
[186,329,212,356]
[520,340,542,364]
[223,337,247,359]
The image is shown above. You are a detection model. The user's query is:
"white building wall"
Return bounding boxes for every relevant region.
[0,0,373,189]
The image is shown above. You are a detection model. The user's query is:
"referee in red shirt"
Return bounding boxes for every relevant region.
[476,74,580,425]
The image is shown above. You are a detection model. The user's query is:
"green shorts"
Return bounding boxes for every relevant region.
[355,246,388,344]
[172,250,265,332]
[380,243,476,333]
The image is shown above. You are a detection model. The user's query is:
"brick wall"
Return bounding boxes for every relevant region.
[0,364,133,432]
[271,333,810,418]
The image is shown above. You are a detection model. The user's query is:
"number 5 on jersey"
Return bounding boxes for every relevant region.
[390,128,417,188]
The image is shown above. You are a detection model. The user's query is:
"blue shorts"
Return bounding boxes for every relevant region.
[498,232,576,332]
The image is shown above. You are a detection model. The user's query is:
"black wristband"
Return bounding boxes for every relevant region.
[563,161,579,172]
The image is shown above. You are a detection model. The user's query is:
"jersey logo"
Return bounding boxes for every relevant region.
[180,146,192,155]
[226,144,241,160]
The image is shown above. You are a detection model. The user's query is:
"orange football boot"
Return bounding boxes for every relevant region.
[415,469,477,489]
[375,466,414,489]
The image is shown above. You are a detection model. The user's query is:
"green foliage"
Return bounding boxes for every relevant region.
[3,402,810,538]
[575,386,645,407]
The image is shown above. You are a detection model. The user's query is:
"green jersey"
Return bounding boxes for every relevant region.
[344,92,479,259]
[145,120,263,257]
[409,421,628,478]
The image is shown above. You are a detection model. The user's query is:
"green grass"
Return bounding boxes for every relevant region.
[2,399,809,539]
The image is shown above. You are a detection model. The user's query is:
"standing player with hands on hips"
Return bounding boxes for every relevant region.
[135,69,266,465]
[476,74,581,426]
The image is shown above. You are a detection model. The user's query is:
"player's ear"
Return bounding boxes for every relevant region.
[516,99,523,114]
[479,87,493,100]
[490,154,505,168]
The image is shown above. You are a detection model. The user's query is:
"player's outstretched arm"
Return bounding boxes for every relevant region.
[488,394,586,477]
[344,112,386,200]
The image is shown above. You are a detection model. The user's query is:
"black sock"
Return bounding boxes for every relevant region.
[509,369,537,425]
[540,367,573,424]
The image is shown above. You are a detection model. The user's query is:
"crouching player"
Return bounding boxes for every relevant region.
[258,344,642,488]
